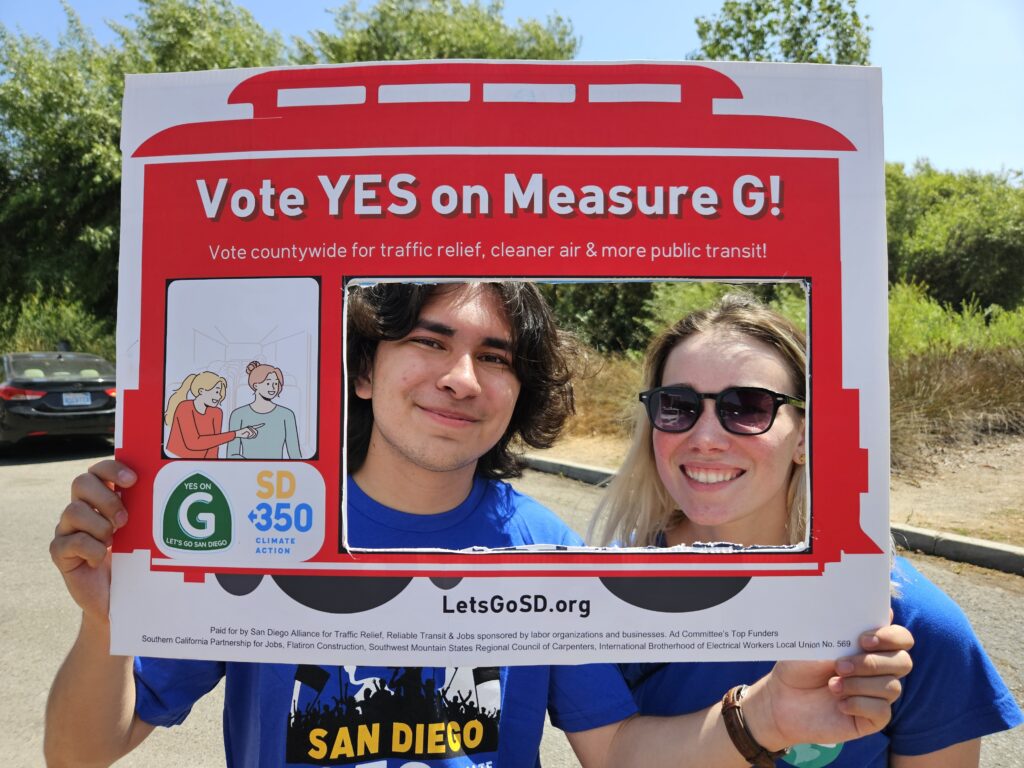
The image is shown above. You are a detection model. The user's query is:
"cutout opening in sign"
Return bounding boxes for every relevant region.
[341,278,811,556]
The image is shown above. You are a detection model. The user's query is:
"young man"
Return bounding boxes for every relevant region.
[46,281,911,767]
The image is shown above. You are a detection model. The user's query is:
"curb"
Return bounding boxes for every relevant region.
[523,455,1024,577]
[890,525,1024,577]
[521,455,614,487]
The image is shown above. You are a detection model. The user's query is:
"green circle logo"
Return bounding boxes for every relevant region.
[782,742,844,767]
[163,473,232,551]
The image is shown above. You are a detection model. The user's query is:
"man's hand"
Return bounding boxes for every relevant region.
[49,459,137,621]
[44,459,155,766]
[745,622,914,751]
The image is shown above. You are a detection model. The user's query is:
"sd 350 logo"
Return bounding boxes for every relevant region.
[163,473,232,551]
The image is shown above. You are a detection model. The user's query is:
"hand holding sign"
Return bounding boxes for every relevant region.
[50,460,137,622]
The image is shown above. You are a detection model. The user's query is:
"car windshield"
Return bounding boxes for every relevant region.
[9,354,115,380]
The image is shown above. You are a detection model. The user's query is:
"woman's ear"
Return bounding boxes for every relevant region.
[793,417,807,465]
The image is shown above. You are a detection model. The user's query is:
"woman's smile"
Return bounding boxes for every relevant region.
[681,464,745,486]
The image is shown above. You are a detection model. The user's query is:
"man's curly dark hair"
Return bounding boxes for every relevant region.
[346,281,578,479]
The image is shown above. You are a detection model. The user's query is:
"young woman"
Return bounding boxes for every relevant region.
[227,360,301,459]
[590,293,1022,767]
[163,371,257,458]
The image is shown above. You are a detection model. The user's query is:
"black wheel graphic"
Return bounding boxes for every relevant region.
[429,577,463,590]
[271,575,413,613]
[215,573,264,596]
[215,574,454,612]
[599,576,750,612]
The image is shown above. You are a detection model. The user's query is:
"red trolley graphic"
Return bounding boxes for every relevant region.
[113,62,887,642]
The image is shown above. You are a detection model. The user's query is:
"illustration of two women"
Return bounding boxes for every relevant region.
[163,372,258,459]
[163,362,300,460]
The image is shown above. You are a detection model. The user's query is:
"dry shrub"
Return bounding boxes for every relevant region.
[890,347,1024,472]
[564,350,643,440]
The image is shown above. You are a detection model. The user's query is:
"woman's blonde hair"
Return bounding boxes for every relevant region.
[588,292,807,547]
[163,371,227,426]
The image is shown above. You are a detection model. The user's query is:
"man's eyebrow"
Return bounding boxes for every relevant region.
[414,319,456,338]
[481,336,513,352]
[414,320,512,351]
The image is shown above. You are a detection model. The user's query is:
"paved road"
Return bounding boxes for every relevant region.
[3,442,1020,766]
[514,470,1024,767]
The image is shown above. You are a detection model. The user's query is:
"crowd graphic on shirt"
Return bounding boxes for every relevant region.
[286,665,502,765]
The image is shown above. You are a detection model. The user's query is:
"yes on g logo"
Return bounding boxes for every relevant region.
[163,473,232,551]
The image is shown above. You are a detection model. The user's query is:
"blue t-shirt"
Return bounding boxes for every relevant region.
[620,556,1023,767]
[135,476,637,767]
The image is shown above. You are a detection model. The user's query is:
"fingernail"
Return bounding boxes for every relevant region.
[118,469,137,485]
[828,676,843,693]
[115,510,129,528]
[836,659,855,675]
[862,634,880,648]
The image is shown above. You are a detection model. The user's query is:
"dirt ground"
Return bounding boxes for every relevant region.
[889,437,1024,546]
[536,434,1024,547]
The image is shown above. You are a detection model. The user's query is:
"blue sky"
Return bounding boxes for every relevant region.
[3,0,1021,175]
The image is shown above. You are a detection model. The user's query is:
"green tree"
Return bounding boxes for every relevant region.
[886,162,1024,309]
[540,283,653,354]
[294,0,577,63]
[0,0,574,353]
[0,12,122,330]
[643,282,807,337]
[693,0,870,64]
[110,0,285,73]
[0,1,285,349]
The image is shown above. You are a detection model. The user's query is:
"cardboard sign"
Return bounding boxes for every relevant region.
[112,61,889,665]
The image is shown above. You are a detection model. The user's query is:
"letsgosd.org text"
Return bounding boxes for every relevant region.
[441,593,591,618]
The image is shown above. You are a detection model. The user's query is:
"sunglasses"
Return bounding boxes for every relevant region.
[639,385,805,436]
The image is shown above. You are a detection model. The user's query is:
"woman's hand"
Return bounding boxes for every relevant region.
[742,622,914,752]
[237,423,262,439]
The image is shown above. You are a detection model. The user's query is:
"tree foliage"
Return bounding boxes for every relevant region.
[888,280,1024,359]
[0,0,576,353]
[886,162,1024,309]
[0,1,285,338]
[540,284,653,354]
[693,0,870,64]
[643,282,807,337]
[5,294,116,359]
[109,0,285,73]
[295,0,577,63]
[0,13,123,324]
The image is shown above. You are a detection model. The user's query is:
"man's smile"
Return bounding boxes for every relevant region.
[417,403,481,425]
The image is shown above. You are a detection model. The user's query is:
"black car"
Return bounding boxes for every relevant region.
[0,352,116,447]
